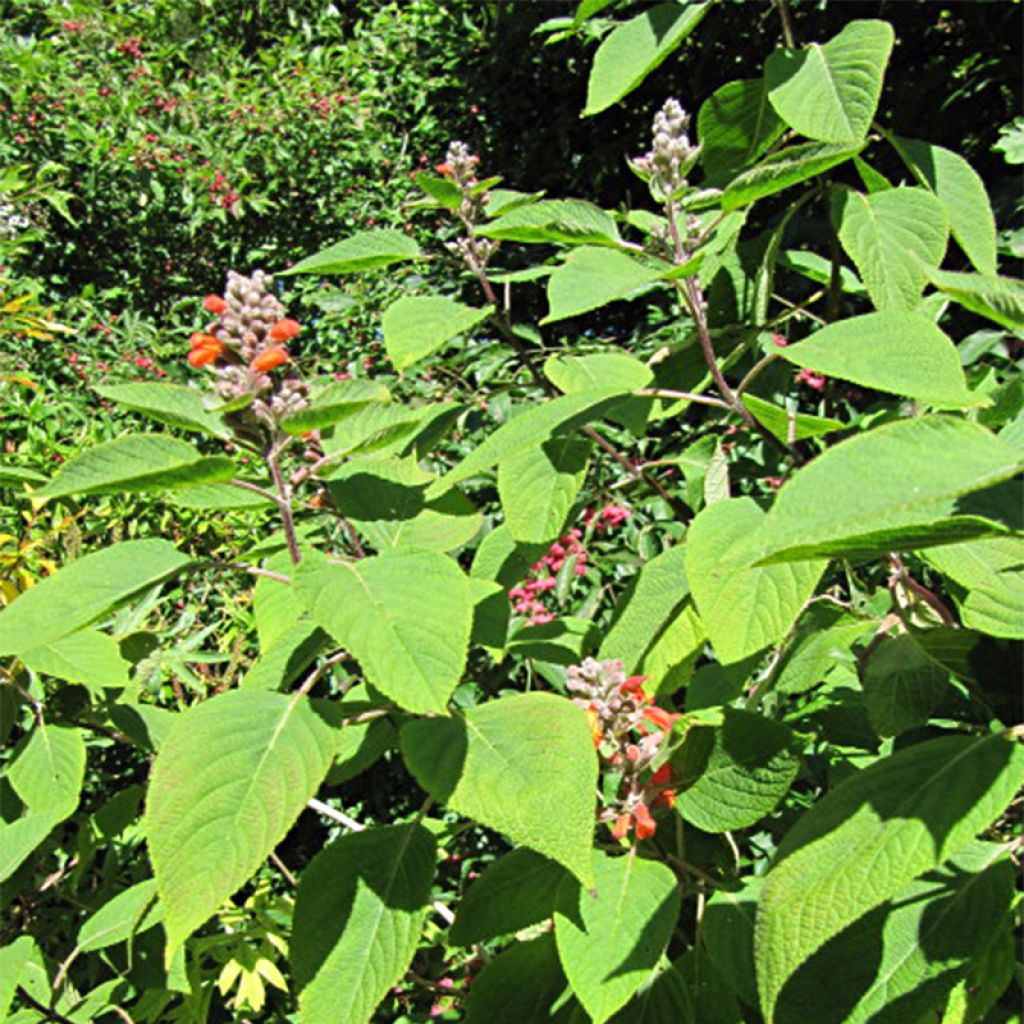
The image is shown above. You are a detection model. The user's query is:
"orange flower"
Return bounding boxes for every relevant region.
[435,162,454,176]
[189,331,220,350]
[250,346,289,372]
[633,801,657,840]
[268,318,301,342]
[586,705,603,748]
[203,294,228,315]
[610,813,632,840]
[655,788,677,810]
[188,343,222,368]
[641,706,680,733]
[650,763,672,786]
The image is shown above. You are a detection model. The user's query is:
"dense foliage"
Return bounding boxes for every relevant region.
[1,2,1022,1023]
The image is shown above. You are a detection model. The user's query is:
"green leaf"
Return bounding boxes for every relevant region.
[608,959,695,1024]
[862,633,950,737]
[698,78,786,186]
[834,188,948,311]
[923,267,1024,330]
[77,879,161,952]
[584,2,712,116]
[477,199,622,246]
[0,463,46,485]
[774,606,875,695]
[292,824,435,1024]
[772,842,1015,1024]
[765,20,894,144]
[451,848,567,946]
[20,628,130,693]
[703,877,762,1009]
[282,229,421,275]
[94,383,232,440]
[545,351,654,434]
[640,602,705,696]
[33,435,235,502]
[8,724,86,816]
[962,570,1024,638]
[427,390,626,496]
[280,379,390,435]
[402,693,598,886]
[499,437,589,544]
[674,709,802,831]
[0,936,38,1021]
[598,545,691,672]
[554,851,681,1023]
[382,296,491,372]
[890,135,997,275]
[413,171,462,210]
[144,690,338,952]
[543,248,665,324]
[0,540,189,657]
[465,934,568,1024]
[754,730,1024,1022]
[169,482,274,510]
[756,417,1022,564]
[779,312,976,408]
[723,141,864,210]
[0,812,63,884]
[294,551,474,714]
[741,395,844,442]
[319,401,438,459]
[685,498,825,664]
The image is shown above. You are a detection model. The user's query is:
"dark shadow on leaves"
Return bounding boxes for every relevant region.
[400,716,468,804]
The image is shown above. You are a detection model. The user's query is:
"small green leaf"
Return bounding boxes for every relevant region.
[465,934,568,1024]
[923,267,1024,331]
[862,633,950,737]
[584,2,712,117]
[779,312,976,408]
[33,434,236,502]
[280,379,390,435]
[765,20,894,144]
[741,395,844,442]
[477,199,621,246]
[0,936,39,1021]
[77,879,161,952]
[292,824,435,1024]
[8,724,86,816]
[543,248,664,323]
[20,629,130,694]
[698,78,786,186]
[554,851,681,1023]
[545,351,653,394]
[282,229,421,275]
[144,690,338,953]
[401,693,598,886]
[0,812,64,884]
[94,383,232,440]
[382,296,490,372]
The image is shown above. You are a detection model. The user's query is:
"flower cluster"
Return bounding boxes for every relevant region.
[567,658,680,842]
[187,270,308,428]
[630,98,701,201]
[437,141,498,270]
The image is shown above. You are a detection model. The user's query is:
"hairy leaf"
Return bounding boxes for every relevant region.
[283,229,421,275]
[382,296,490,372]
[698,77,786,186]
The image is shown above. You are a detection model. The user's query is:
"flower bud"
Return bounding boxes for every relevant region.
[269,318,301,343]
[203,294,228,315]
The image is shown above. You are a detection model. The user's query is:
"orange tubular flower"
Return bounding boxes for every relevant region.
[188,342,223,368]
[656,788,677,810]
[610,813,632,840]
[189,331,220,350]
[203,294,229,315]
[633,801,657,840]
[268,318,301,343]
[250,346,289,373]
[435,162,454,176]
[586,705,603,748]
[641,706,680,733]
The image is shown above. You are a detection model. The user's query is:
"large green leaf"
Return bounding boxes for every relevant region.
[33,435,235,502]
[890,136,997,275]
[765,20,894,144]
[754,731,1024,1022]
[862,633,950,737]
[465,934,568,1024]
[554,851,681,1023]
[294,550,474,714]
[20,628,130,693]
[583,2,711,116]
[94,383,232,440]
[477,199,621,246]
[427,390,625,495]
[144,689,337,952]
[698,78,786,186]
[923,267,1024,331]
[723,141,864,210]
[685,498,825,664]
[545,351,654,433]
[382,296,490,372]
[280,379,390,435]
[8,723,86,817]
[450,848,567,946]
[499,436,589,544]
[598,545,691,672]
[756,417,1022,564]
[542,248,664,324]
[401,693,598,886]
[0,540,189,657]
[292,824,435,1024]
[282,229,421,275]
[673,709,803,832]
[834,188,948,311]
[77,879,161,952]
[779,312,976,408]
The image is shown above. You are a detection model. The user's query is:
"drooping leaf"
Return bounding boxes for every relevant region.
[765,20,894,144]
[779,312,976,408]
[450,848,567,946]
[144,689,338,952]
[0,539,188,657]
[583,2,711,117]
[754,731,1024,1022]
[923,267,1024,331]
[756,417,1022,564]
[542,248,664,324]
[554,851,681,1023]
[282,229,421,275]
[77,879,161,952]
[20,628,130,694]
[685,498,825,664]
[741,395,844,442]
[401,693,598,886]
[834,188,948,311]
[33,435,236,502]
[8,723,86,817]
[477,199,621,246]
[464,934,568,1024]
[862,633,951,736]
[292,824,435,1024]
[94,382,232,440]
[382,296,491,372]
[698,78,786,186]
[280,379,390,435]
[294,550,474,714]
[674,709,803,832]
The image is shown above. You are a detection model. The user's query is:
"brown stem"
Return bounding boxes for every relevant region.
[267,446,301,565]
[775,0,797,47]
